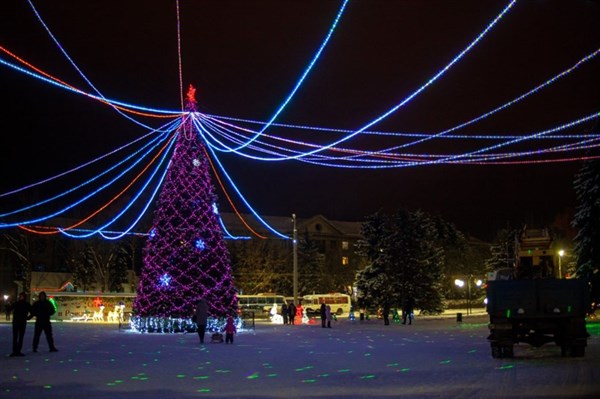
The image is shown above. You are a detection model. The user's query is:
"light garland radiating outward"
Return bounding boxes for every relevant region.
[1,0,598,243]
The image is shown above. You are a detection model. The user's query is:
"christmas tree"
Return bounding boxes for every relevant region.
[132,85,237,332]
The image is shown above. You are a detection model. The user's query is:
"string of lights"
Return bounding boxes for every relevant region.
[1,0,597,243]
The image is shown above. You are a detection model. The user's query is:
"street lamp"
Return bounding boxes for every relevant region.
[292,213,298,305]
[558,249,564,279]
[455,276,482,315]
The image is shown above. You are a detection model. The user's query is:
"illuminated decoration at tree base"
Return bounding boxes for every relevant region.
[130,316,244,334]
[132,85,238,332]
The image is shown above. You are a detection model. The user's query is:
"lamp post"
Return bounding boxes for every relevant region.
[558,249,564,279]
[292,213,298,305]
[455,276,482,315]
[454,278,465,314]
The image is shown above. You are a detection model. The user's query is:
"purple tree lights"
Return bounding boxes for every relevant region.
[132,85,237,332]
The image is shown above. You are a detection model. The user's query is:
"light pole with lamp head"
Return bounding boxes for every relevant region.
[558,249,564,278]
[292,214,298,305]
[455,276,483,315]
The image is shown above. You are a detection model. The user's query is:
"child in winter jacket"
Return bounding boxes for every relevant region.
[224,316,236,344]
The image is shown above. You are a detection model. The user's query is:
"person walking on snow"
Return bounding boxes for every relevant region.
[195,298,209,343]
[9,292,32,357]
[30,291,58,352]
[325,304,332,328]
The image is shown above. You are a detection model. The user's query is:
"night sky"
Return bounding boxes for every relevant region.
[1,1,598,241]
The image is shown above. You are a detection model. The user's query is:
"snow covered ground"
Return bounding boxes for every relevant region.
[2,313,599,398]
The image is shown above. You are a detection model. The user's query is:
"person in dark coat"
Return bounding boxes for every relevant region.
[320,303,327,328]
[10,292,32,357]
[325,305,332,328]
[30,291,58,352]
[402,296,415,325]
[383,302,391,326]
[281,303,288,325]
[195,298,209,344]
[4,300,11,321]
[288,302,297,325]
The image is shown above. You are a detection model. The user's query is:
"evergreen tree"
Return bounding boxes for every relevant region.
[571,157,600,307]
[354,210,445,314]
[133,85,237,324]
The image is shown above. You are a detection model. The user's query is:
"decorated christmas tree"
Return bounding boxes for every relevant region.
[132,85,237,332]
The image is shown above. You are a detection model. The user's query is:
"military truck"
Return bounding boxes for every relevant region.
[485,227,589,358]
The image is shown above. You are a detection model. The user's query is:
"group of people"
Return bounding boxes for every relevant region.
[9,291,59,357]
[319,303,333,328]
[281,301,305,325]
[194,298,237,344]
[379,296,415,326]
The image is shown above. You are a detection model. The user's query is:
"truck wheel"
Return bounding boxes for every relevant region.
[570,346,585,357]
[491,345,501,358]
[501,346,514,358]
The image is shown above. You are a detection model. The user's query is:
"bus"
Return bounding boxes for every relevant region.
[302,293,352,317]
[236,294,286,318]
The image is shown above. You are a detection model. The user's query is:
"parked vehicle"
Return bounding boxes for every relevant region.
[485,227,589,358]
[236,294,286,318]
[302,293,352,317]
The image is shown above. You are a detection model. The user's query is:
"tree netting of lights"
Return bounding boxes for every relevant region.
[131,86,238,333]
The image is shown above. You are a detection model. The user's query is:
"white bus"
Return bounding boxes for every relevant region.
[236,294,286,317]
[302,293,352,317]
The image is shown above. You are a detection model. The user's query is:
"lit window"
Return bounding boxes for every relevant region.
[342,256,349,265]
[342,241,349,250]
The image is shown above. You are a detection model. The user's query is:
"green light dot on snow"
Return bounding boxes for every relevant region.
[301,379,317,383]
[439,360,451,364]
[216,369,231,374]
[387,362,400,367]
[43,385,53,389]
[247,372,260,379]
[499,364,514,370]
[193,376,209,380]
[72,369,79,372]
[468,349,477,353]
[267,373,278,378]
[338,369,350,373]
[176,374,186,378]
[318,373,330,378]
[401,368,410,372]
[364,353,371,357]
[360,375,376,379]
[196,388,211,393]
